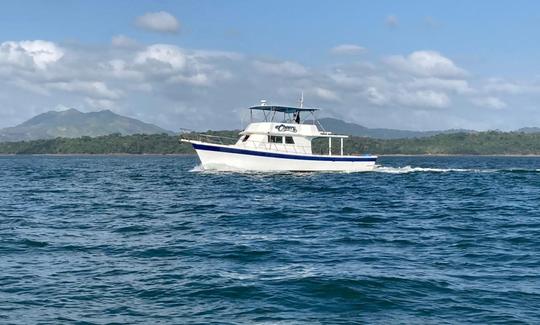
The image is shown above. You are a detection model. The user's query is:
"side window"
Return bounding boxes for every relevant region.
[268,135,283,143]
[285,136,295,144]
[242,135,250,142]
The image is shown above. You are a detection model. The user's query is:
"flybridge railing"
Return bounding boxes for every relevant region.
[180,132,353,156]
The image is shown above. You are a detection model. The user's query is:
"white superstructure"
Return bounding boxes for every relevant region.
[181,103,377,172]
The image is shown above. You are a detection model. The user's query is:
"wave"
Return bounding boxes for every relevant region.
[373,165,492,174]
[374,166,540,174]
[189,164,205,172]
[189,164,313,176]
[191,164,491,174]
[190,164,540,175]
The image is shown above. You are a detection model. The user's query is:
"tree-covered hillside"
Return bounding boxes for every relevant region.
[2,131,540,155]
[0,109,172,142]
[345,132,540,155]
[0,133,189,154]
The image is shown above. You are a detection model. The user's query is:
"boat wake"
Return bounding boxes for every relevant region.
[190,164,540,175]
[189,164,313,176]
[372,165,491,174]
[189,163,250,173]
[373,166,540,174]
[189,164,205,172]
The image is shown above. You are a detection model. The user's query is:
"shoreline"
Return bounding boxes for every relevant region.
[378,154,540,157]
[0,153,196,157]
[2,153,540,157]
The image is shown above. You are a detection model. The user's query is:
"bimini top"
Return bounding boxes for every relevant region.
[248,105,319,114]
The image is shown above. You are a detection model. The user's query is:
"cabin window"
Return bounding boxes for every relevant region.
[242,135,250,142]
[268,135,283,143]
[285,136,295,144]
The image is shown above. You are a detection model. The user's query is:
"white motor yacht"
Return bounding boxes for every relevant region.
[181,102,377,172]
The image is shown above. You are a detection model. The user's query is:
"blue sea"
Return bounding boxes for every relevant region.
[1,155,539,324]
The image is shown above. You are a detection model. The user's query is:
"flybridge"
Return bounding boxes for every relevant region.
[248,100,319,124]
[248,105,319,113]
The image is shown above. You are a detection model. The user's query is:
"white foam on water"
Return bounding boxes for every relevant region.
[189,164,205,172]
[190,164,539,175]
[189,163,288,175]
[373,165,492,174]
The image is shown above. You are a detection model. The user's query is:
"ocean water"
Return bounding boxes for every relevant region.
[1,155,539,324]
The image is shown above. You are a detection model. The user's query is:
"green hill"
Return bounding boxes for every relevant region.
[318,117,474,139]
[0,109,172,142]
[2,131,540,155]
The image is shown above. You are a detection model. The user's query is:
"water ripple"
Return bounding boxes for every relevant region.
[0,155,539,323]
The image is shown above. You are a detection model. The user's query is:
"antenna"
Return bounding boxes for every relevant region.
[299,91,304,108]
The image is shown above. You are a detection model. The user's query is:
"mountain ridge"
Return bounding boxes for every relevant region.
[317,117,477,139]
[0,108,173,142]
[2,109,540,142]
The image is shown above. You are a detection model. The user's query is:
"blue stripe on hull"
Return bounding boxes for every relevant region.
[192,143,377,162]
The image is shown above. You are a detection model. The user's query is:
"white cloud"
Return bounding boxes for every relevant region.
[484,78,540,94]
[385,51,467,78]
[111,35,138,48]
[168,73,210,86]
[132,44,235,87]
[397,90,450,108]
[330,71,366,89]
[135,44,187,70]
[311,87,340,102]
[330,44,366,55]
[8,78,51,96]
[252,60,308,77]
[103,59,143,80]
[191,50,243,61]
[408,77,473,94]
[472,96,507,109]
[47,81,122,100]
[1,39,536,132]
[0,40,63,69]
[364,87,387,105]
[85,98,116,109]
[135,11,180,33]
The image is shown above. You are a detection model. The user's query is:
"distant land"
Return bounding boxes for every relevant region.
[319,118,540,138]
[317,118,475,139]
[2,109,540,143]
[0,108,172,142]
[3,131,540,155]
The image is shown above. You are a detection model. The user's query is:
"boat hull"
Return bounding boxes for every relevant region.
[188,141,377,172]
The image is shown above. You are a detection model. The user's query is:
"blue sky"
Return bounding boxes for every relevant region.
[1,1,540,131]
[3,1,539,71]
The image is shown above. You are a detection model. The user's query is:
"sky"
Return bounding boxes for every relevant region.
[1,0,540,131]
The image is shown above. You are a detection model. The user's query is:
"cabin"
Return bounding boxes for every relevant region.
[235,104,348,156]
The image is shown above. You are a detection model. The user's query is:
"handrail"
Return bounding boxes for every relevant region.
[180,133,353,156]
[239,130,348,138]
[180,133,238,145]
[196,134,238,140]
[241,134,313,154]
[236,141,312,155]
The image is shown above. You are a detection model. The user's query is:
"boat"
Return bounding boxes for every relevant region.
[181,101,377,171]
